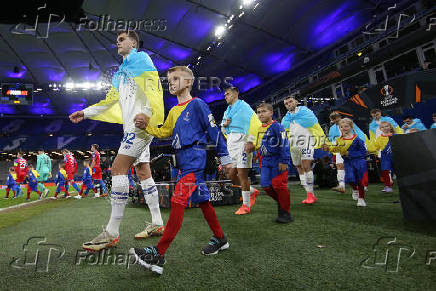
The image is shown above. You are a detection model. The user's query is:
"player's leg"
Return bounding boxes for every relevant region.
[26,184,31,200]
[53,185,61,199]
[134,160,165,239]
[235,151,258,214]
[75,184,85,199]
[271,168,293,223]
[226,167,240,186]
[301,145,316,204]
[5,187,10,199]
[332,153,346,193]
[82,153,135,251]
[381,156,394,192]
[64,184,70,197]
[356,159,368,207]
[15,186,21,198]
[261,167,278,202]
[71,180,81,193]
[196,178,228,255]
[291,147,306,187]
[130,171,195,274]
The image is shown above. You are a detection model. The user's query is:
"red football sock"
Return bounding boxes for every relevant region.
[5,188,10,198]
[274,186,291,212]
[382,170,392,187]
[157,201,186,255]
[54,192,59,197]
[263,186,278,202]
[272,171,290,212]
[26,190,30,199]
[37,191,41,195]
[199,201,224,239]
[362,172,369,187]
[358,185,365,199]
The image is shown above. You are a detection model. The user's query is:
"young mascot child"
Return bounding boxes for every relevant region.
[53,162,70,199]
[323,118,368,207]
[26,164,43,200]
[5,168,21,199]
[130,66,232,275]
[368,121,398,192]
[249,102,293,223]
[75,159,98,199]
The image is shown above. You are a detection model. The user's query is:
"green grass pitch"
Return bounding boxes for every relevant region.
[0,184,435,290]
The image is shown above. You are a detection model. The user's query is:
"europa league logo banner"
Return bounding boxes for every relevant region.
[380,84,399,107]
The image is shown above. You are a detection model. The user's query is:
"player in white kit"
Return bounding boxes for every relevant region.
[69,31,165,251]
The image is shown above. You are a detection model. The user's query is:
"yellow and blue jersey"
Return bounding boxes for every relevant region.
[326,134,368,185]
[221,99,262,143]
[146,98,231,171]
[368,134,394,171]
[369,116,402,140]
[55,169,68,186]
[6,173,18,188]
[326,134,367,160]
[329,123,368,144]
[254,121,290,167]
[84,48,164,127]
[27,169,39,185]
[82,167,93,185]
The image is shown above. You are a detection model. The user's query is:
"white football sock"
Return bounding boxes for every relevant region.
[141,177,163,226]
[337,170,345,188]
[242,191,250,207]
[250,186,257,194]
[106,175,129,237]
[305,171,314,194]
[299,173,306,186]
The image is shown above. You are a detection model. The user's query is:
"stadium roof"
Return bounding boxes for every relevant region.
[0,0,400,115]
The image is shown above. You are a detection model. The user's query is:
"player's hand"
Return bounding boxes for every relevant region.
[69,111,84,123]
[222,118,231,127]
[278,163,288,172]
[134,113,150,130]
[244,142,255,153]
[344,151,349,156]
[321,144,329,151]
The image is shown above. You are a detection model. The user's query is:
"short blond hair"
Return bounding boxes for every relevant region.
[380,121,394,134]
[339,117,354,127]
[167,66,194,79]
[257,102,273,112]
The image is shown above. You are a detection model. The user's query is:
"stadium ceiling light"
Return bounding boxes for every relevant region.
[215,25,226,39]
[242,0,255,7]
[357,52,363,57]
[65,82,74,90]
[238,11,245,18]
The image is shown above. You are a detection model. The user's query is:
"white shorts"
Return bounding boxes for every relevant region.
[117,129,153,165]
[227,133,252,168]
[335,153,344,164]
[290,146,314,166]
